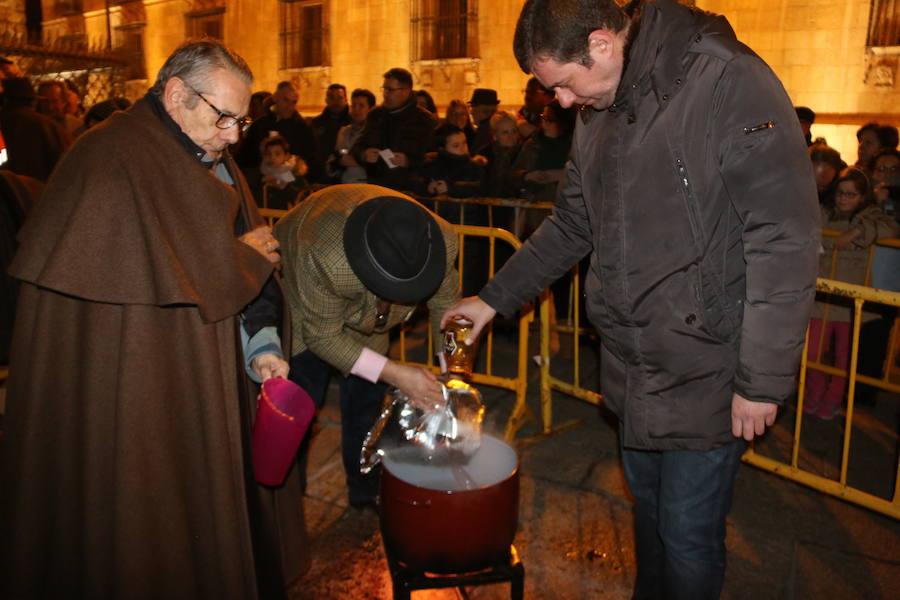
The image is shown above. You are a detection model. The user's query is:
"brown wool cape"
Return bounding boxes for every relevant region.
[0,99,308,599]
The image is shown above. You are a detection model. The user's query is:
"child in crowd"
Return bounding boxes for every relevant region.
[870,148,900,219]
[258,135,308,209]
[809,144,845,206]
[481,111,523,237]
[805,167,899,419]
[417,123,484,212]
[416,123,486,296]
[483,111,524,199]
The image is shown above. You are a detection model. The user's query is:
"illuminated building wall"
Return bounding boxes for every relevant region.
[31,0,900,160]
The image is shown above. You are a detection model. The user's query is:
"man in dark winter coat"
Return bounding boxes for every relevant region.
[351,67,436,192]
[1,40,306,600]
[442,1,820,598]
[310,83,351,181]
[236,80,321,182]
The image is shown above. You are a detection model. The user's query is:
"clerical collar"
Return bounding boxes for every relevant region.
[144,90,216,167]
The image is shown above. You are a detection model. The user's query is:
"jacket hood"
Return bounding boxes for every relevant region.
[613,0,736,113]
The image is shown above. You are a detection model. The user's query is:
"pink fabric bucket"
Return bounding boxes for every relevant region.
[252,377,315,487]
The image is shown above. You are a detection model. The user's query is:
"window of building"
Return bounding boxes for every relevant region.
[55,0,83,16]
[280,0,329,69]
[186,7,225,40]
[411,0,478,62]
[115,23,147,80]
[868,0,900,47]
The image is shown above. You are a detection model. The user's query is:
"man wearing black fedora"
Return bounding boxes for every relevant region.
[274,183,459,509]
[468,87,501,157]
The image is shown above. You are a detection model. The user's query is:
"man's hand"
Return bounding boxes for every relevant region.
[428,180,448,195]
[731,393,777,441]
[252,353,289,381]
[440,296,497,345]
[380,361,444,410]
[340,152,359,167]
[239,226,280,264]
[391,152,409,168]
[363,148,380,163]
[834,227,862,250]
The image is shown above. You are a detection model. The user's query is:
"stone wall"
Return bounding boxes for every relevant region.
[701,0,900,164]
[1,0,26,36]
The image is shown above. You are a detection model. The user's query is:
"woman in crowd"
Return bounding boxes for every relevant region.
[809,144,845,206]
[805,167,899,419]
[444,99,476,150]
[511,99,575,234]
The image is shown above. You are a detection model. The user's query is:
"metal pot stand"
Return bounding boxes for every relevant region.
[384,543,525,600]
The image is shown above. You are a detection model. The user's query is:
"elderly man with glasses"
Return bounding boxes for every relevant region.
[1,40,307,600]
[352,67,436,192]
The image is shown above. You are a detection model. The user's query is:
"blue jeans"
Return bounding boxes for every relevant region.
[289,351,385,506]
[621,437,746,600]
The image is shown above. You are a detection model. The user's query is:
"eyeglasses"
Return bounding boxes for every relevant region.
[188,85,250,130]
[875,164,899,174]
[381,86,409,93]
[835,190,862,198]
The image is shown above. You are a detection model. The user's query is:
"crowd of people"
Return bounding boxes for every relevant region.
[798,110,900,420]
[223,69,575,231]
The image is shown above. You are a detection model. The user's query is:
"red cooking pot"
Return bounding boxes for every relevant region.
[379,435,519,574]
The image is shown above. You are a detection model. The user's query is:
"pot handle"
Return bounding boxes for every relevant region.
[394,496,432,508]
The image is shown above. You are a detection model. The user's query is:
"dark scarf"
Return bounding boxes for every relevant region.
[145,91,216,167]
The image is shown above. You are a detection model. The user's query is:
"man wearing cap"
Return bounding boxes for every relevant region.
[468,88,501,157]
[352,68,436,192]
[0,77,71,181]
[274,183,458,509]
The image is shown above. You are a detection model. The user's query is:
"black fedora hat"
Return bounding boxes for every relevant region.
[343,196,446,304]
[468,88,500,106]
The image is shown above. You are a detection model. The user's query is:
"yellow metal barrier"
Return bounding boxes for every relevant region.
[421,195,554,238]
[744,278,900,520]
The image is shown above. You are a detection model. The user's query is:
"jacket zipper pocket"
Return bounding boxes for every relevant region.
[675,157,704,249]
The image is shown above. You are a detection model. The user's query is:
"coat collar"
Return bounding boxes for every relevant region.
[144,91,212,164]
[609,0,736,118]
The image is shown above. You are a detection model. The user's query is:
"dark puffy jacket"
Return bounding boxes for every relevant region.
[351,98,436,192]
[481,0,820,450]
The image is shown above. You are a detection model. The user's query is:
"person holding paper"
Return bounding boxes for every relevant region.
[352,67,436,192]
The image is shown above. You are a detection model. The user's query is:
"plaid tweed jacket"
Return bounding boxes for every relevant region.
[274,184,460,375]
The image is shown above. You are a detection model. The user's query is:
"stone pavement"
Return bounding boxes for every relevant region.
[290,330,900,600]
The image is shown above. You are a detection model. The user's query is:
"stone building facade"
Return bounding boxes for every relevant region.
[11,0,900,160]
[0,0,26,37]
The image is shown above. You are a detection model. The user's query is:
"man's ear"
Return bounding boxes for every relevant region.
[162,77,187,111]
[587,29,614,60]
